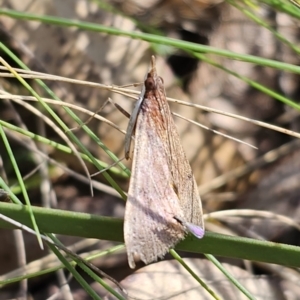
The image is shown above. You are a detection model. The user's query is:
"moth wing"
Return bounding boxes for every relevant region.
[124,65,204,269]
[164,108,204,231]
[124,112,186,269]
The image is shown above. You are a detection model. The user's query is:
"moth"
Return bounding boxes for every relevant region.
[124,56,204,269]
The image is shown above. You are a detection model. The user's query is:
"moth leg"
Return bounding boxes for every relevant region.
[109,98,131,119]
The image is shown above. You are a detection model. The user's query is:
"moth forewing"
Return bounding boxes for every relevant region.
[124,56,204,269]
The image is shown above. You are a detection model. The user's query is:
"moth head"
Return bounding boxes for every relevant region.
[145,74,156,90]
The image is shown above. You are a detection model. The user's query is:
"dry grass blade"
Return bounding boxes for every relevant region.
[206,209,300,232]
[173,112,257,149]
[0,92,126,135]
[170,98,300,139]
[0,214,125,293]
[4,129,123,198]
[199,139,300,194]
[0,59,93,197]
[1,67,300,141]
[4,96,90,177]
[0,239,103,283]
[0,67,139,99]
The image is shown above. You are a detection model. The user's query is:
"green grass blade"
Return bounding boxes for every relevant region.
[1,202,300,268]
[0,243,124,286]
[228,0,300,55]
[170,249,222,300]
[0,43,127,199]
[205,254,256,300]
[48,243,103,300]
[0,127,43,248]
[0,9,300,74]
[191,52,300,111]
[0,119,127,178]
[76,261,126,300]
[261,0,300,17]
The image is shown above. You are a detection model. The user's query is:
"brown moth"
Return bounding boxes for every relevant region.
[124,56,204,269]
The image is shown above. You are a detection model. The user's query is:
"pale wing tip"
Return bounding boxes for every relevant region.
[127,252,136,269]
[186,222,205,239]
[174,216,205,239]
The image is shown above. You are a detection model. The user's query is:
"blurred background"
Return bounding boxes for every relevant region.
[0,0,300,299]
